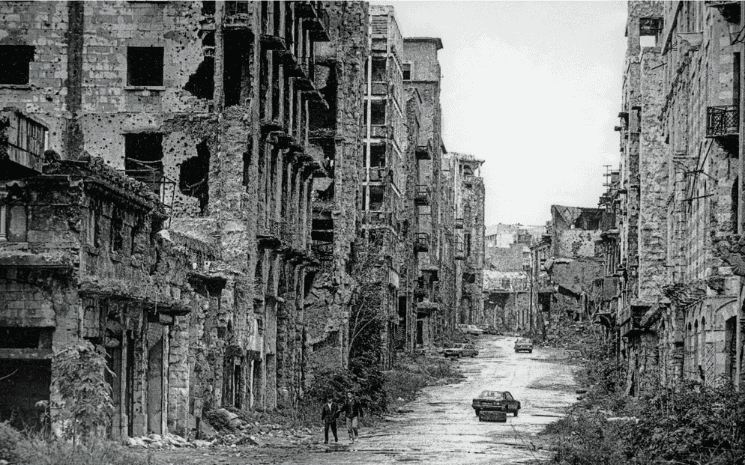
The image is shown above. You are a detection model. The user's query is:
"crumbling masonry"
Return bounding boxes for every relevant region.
[0,1,485,438]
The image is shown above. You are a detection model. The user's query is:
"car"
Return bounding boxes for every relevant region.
[443,343,479,358]
[457,324,484,336]
[514,337,533,353]
[471,390,521,417]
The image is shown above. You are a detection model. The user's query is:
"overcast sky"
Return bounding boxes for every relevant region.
[377,1,628,226]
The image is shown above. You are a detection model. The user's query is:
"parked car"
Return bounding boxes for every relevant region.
[444,343,479,358]
[457,324,484,336]
[514,337,533,353]
[471,390,521,417]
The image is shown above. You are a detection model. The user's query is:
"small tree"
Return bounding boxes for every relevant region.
[347,234,388,362]
[53,341,114,444]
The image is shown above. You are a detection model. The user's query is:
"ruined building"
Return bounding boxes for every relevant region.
[0,0,367,436]
[526,206,607,340]
[0,0,485,437]
[404,36,447,349]
[444,152,485,326]
[589,0,745,395]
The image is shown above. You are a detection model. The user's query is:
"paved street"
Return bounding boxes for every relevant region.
[153,336,578,465]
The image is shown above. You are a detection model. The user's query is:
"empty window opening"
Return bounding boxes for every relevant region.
[201,1,215,15]
[127,47,164,87]
[369,100,386,125]
[370,144,386,168]
[734,52,741,107]
[224,30,252,107]
[368,185,384,211]
[111,207,124,252]
[130,216,142,254]
[733,178,739,234]
[402,63,411,81]
[179,140,211,213]
[225,0,249,16]
[271,56,280,120]
[371,57,386,82]
[242,151,252,188]
[272,2,281,35]
[125,133,164,196]
[0,46,34,85]
[1,205,27,242]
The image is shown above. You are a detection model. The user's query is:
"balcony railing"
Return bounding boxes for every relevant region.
[455,218,464,229]
[370,125,390,139]
[311,241,333,261]
[1,109,47,177]
[414,233,430,252]
[368,166,389,182]
[414,185,430,206]
[706,105,739,138]
[454,241,465,260]
[415,144,432,160]
[371,81,388,96]
[308,8,330,42]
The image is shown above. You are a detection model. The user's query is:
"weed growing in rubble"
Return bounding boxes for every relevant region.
[542,335,745,465]
[51,341,115,444]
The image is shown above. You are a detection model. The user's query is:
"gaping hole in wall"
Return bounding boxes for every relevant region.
[127,47,164,87]
[242,151,252,189]
[0,45,34,85]
[179,140,211,214]
[185,32,215,100]
[224,31,252,107]
[309,64,336,129]
[125,133,164,196]
[402,63,411,81]
[0,327,52,430]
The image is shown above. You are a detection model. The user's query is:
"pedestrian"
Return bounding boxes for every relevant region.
[339,390,364,444]
[321,396,339,444]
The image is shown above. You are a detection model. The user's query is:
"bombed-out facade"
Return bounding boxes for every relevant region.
[0,1,484,439]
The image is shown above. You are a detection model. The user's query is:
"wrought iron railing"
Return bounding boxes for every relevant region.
[414,233,430,252]
[706,106,738,138]
[415,185,430,206]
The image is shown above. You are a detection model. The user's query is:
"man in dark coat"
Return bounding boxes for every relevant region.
[339,390,364,444]
[321,396,339,444]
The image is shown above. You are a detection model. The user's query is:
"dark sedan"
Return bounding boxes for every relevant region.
[471,390,521,417]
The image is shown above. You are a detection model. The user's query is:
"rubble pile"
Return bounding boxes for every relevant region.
[126,408,317,450]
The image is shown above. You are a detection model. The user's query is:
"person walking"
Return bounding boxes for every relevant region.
[339,390,364,444]
[321,396,339,444]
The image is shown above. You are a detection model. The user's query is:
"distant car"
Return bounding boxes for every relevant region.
[472,390,521,417]
[444,343,479,358]
[457,324,484,336]
[514,338,533,353]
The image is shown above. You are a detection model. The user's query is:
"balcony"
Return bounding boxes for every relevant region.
[706,106,738,139]
[260,29,287,50]
[312,241,333,262]
[1,109,47,179]
[463,175,475,187]
[454,241,465,260]
[363,211,393,228]
[257,219,282,248]
[307,8,330,42]
[414,233,430,252]
[414,285,428,299]
[455,218,464,229]
[371,81,388,96]
[414,185,430,206]
[368,166,389,182]
[415,144,432,160]
[370,125,390,139]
